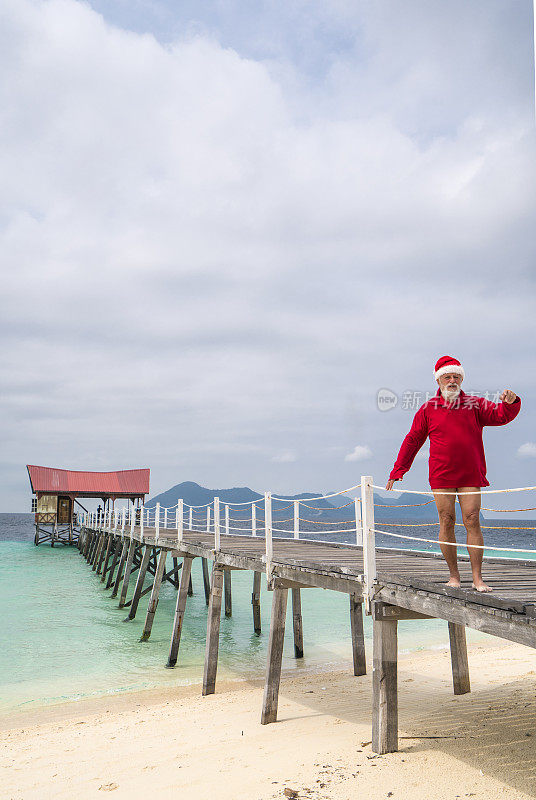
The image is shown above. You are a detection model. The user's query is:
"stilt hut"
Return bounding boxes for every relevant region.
[27,465,150,546]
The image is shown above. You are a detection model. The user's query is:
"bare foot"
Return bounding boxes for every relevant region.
[472,580,493,593]
[445,578,461,588]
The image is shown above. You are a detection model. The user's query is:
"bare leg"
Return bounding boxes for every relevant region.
[433,489,460,587]
[458,487,491,592]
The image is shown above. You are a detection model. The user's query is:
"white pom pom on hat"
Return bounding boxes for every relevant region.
[434,355,465,380]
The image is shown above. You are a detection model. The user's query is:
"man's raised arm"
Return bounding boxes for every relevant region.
[477,389,521,427]
[386,405,428,490]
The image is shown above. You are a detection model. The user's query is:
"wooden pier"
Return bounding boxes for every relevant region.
[77,479,536,756]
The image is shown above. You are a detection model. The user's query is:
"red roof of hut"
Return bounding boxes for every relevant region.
[27,465,150,498]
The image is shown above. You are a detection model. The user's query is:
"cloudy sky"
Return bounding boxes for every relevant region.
[1,0,535,510]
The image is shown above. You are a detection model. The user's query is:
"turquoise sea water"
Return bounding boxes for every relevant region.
[1,514,532,716]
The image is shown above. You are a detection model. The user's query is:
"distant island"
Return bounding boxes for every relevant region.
[147,480,444,523]
[146,481,526,524]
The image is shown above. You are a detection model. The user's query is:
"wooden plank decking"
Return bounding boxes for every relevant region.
[155,527,536,611]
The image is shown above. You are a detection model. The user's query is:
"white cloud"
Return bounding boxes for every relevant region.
[0,0,534,508]
[517,443,536,458]
[271,451,297,463]
[345,445,373,462]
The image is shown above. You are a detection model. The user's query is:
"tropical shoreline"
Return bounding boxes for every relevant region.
[2,639,536,799]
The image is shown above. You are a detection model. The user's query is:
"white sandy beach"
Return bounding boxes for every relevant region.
[2,639,536,800]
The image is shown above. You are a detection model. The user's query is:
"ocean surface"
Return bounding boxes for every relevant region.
[2,513,535,717]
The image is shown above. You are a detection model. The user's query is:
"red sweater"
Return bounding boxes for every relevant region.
[389,390,521,489]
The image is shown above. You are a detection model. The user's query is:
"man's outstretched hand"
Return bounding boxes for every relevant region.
[501,389,517,404]
[385,479,397,490]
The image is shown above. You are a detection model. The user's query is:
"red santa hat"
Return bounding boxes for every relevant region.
[434,355,465,380]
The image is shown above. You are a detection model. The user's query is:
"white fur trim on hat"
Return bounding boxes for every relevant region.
[434,363,465,380]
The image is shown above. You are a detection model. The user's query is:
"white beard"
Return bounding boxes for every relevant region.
[441,385,461,402]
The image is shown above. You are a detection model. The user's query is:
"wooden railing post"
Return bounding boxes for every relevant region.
[214,498,220,551]
[293,500,299,540]
[140,505,144,539]
[355,496,362,546]
[265,491,273,582]
[155,502,160,542]
[225,504,229,537]
[252,503,256,537]
[207,506,211,533]
[189,507,193,530]
[164,507,168,529]
[177,499,184,546]
[361,475,376,614]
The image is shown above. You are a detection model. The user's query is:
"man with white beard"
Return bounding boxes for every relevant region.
[386,356,520,592]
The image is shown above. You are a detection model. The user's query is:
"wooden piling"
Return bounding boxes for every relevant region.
[188,574,193,597]
[170,557,178,589]
[98,534,112,576]
[118,540,136,608]
[224,569,232,617]
[202,557,211,605]
[85,531,94,560]
[448,622,470,695]
[202,565,224,696]
[167,556,194,667]
[99,533,111,572]
[261,585,288,724]
[106,539,122,589]
[140,550,167,642]
[372,611,398,754]
[91,533,103,569]
[92,532,102,565]
[350,594,367,676]
[126,545,152,620]
[111,540,129,599]
[97,534,108,569]
[101,535,114,582]
[86,532,96,562]
[252,571,261,634]
[291,587,303,658]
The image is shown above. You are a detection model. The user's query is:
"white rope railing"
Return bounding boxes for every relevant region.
[82,479,535,612]
[374,527,536,554]
[379,520,536,531]
[372,484,536,496]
